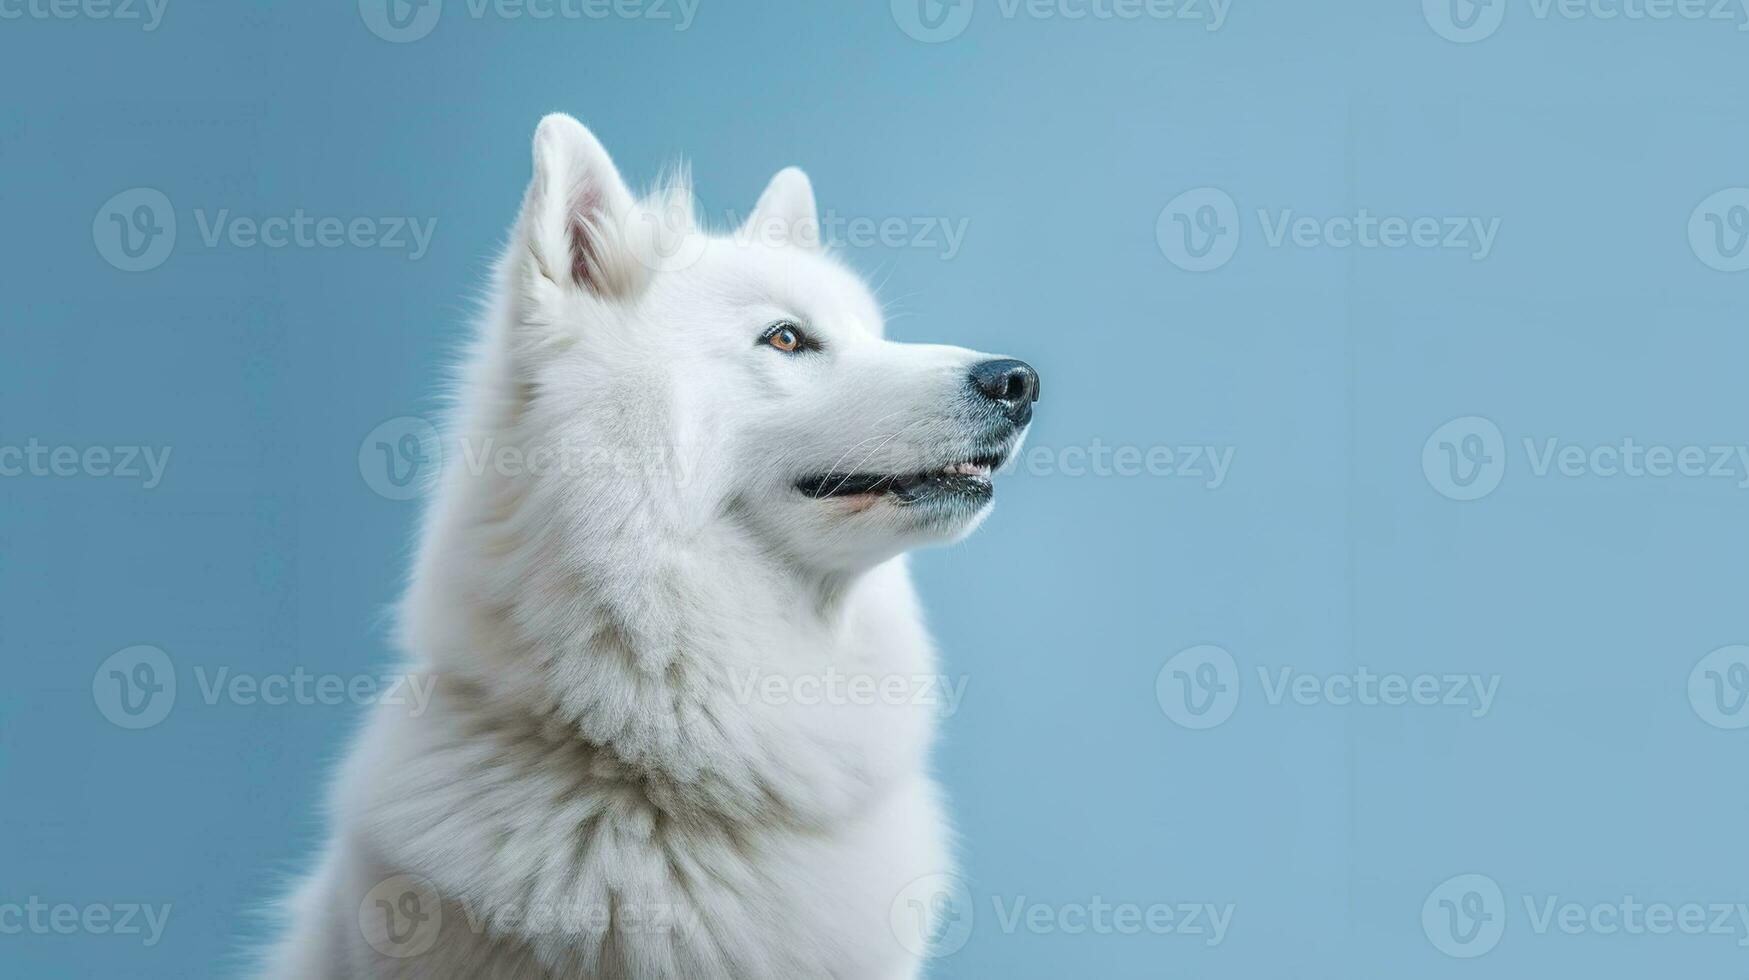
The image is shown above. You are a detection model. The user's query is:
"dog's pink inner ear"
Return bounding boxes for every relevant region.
[566,184,605,290]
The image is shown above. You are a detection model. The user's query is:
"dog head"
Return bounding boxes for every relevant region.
[496,114,1038,574]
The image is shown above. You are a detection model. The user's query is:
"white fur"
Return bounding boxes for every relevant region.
[259,114,1030,979]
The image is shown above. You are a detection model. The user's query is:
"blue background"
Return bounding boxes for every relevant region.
[4,0,1748,976]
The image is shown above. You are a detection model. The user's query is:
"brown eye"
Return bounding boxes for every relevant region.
[766,323,804,352]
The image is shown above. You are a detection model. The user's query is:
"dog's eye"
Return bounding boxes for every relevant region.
[763,322,809,353]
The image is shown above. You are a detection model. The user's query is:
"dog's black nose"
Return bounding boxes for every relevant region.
[968,358,1040,426]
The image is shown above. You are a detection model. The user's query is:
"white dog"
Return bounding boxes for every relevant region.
[261,114,1039,979]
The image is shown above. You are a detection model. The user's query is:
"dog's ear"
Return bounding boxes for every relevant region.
[744,167,820,251]
[520,114,646,298]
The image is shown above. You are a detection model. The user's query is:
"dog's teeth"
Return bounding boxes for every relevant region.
[937,462,992,478]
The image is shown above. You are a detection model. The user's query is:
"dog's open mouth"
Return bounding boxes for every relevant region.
[795,452,1006,504]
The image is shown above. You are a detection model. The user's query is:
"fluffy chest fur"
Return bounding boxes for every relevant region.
[268,552,951,979]
[336,562,949,978]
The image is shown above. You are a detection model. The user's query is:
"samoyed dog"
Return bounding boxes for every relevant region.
[262,114,1039,979]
